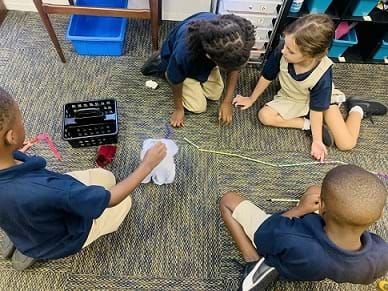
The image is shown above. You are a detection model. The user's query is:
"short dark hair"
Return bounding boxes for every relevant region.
[284,14,334,58]
[321,165,386,226]
[187,14,255,71]
[0,87,17,132]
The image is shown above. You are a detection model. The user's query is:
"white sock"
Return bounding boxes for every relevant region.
[349,106,364,119]
[302,118,311,130]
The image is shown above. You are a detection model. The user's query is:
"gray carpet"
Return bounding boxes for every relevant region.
[0,11,387,291]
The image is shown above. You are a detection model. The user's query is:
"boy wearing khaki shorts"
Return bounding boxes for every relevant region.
[0,86,167,271]
[220,165,388,291]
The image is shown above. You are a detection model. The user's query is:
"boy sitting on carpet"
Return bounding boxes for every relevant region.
[0,87,167,270]
[220,165,388,290]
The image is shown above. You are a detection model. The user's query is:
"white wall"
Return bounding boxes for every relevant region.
[3,0,212,21]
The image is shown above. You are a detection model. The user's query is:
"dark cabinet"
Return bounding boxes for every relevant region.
[268,0,388,64]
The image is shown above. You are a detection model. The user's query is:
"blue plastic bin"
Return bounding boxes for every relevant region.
[373,34,388,60]
[350,0,378,16]
[306,0,333,13]
[66,0,128,56]
[328,28,358,58]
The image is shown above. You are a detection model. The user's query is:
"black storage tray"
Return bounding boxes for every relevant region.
[62,99,118,148]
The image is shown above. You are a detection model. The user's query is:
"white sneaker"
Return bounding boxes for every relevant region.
[241,257,279,291]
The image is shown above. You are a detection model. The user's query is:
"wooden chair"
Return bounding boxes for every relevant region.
[33,0,162,63]
[0,0,7,27]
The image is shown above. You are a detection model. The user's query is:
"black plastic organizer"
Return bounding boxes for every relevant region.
[63,99,118,148]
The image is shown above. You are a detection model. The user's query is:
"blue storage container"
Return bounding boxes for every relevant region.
[305,0,333,13]
[66,0,128,56]
[372,34,388,60]
[328,28,358,58]
[350,0,378,16]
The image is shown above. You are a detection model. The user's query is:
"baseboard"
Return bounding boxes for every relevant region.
[3,1,207,20]
[3,2,37,11]
[162,12,193,21]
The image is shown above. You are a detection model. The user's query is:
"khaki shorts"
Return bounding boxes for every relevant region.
[232,200,271,248]
[66,168,132,248]
[166,67,224,114]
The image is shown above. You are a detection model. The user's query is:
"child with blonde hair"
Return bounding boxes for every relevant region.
[233,14,386,161]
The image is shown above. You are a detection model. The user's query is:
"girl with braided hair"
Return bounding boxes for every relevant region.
[141,12,255,127]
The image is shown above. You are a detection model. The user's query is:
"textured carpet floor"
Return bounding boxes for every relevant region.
[0,11,387,291]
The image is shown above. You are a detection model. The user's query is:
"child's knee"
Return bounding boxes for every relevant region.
[258,108,273,126]
[335,140,356,151]
[93,168,116,189]
[183,99,207,113]
[219,192,244,210]
[305,185,321,195]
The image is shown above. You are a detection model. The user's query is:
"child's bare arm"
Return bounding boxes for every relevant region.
[219,69,240,125]
[282,190,320,218]
[310,110,327,162]
[170,83,185,128]
[232,76,272,110]
[108,142,167,207]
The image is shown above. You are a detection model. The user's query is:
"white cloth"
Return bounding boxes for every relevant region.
[140,139,178,185]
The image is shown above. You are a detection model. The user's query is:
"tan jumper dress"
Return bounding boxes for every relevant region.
[266,55,345,120]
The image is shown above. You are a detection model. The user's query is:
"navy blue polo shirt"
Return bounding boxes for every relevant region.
[0,151,110,259]
[262,45,333,112]
[255,212,388,284]
[160,12,218,85]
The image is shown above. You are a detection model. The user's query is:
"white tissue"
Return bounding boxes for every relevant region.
[140,138,178,185]
[145,80,159,90]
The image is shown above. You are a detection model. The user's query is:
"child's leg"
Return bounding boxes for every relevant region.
[182,78,208,113]
[201,67,224,101]
[323,104,361,151]
[220,192,269,262]
[66,168,116,189]
[66,168,132,247]
[304,185,321,195]
[258,106,304,129]
[82,195,132,248]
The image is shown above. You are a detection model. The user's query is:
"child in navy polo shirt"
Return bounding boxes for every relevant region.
[0,87,167,270]
[220,165,388,290]
[232,14,387,162]
[141,12,255,127]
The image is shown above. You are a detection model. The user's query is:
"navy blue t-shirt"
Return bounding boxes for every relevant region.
[262,45,333,112]
[160,12,218,85]
[0,151,110,260]
[254,213,388,284]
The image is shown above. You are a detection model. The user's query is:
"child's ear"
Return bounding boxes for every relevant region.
[319,199,326,216]
[4,129,16,146]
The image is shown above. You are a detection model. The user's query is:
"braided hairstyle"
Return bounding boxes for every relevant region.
[187,14,255,71]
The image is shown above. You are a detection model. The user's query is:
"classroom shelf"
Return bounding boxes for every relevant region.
[269,0,388,65]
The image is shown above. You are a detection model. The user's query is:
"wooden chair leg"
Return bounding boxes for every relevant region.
[149,0,160,51]
[33,0,66,63]
[158,0,162,25]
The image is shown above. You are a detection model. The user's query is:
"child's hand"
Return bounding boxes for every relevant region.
[19,138,38,153]
[170,109,185,128]
[310,141,327,162]
[141,141,167,170]
[232,95,254,110]
[297,190,321,214]
[219,101,233,125]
